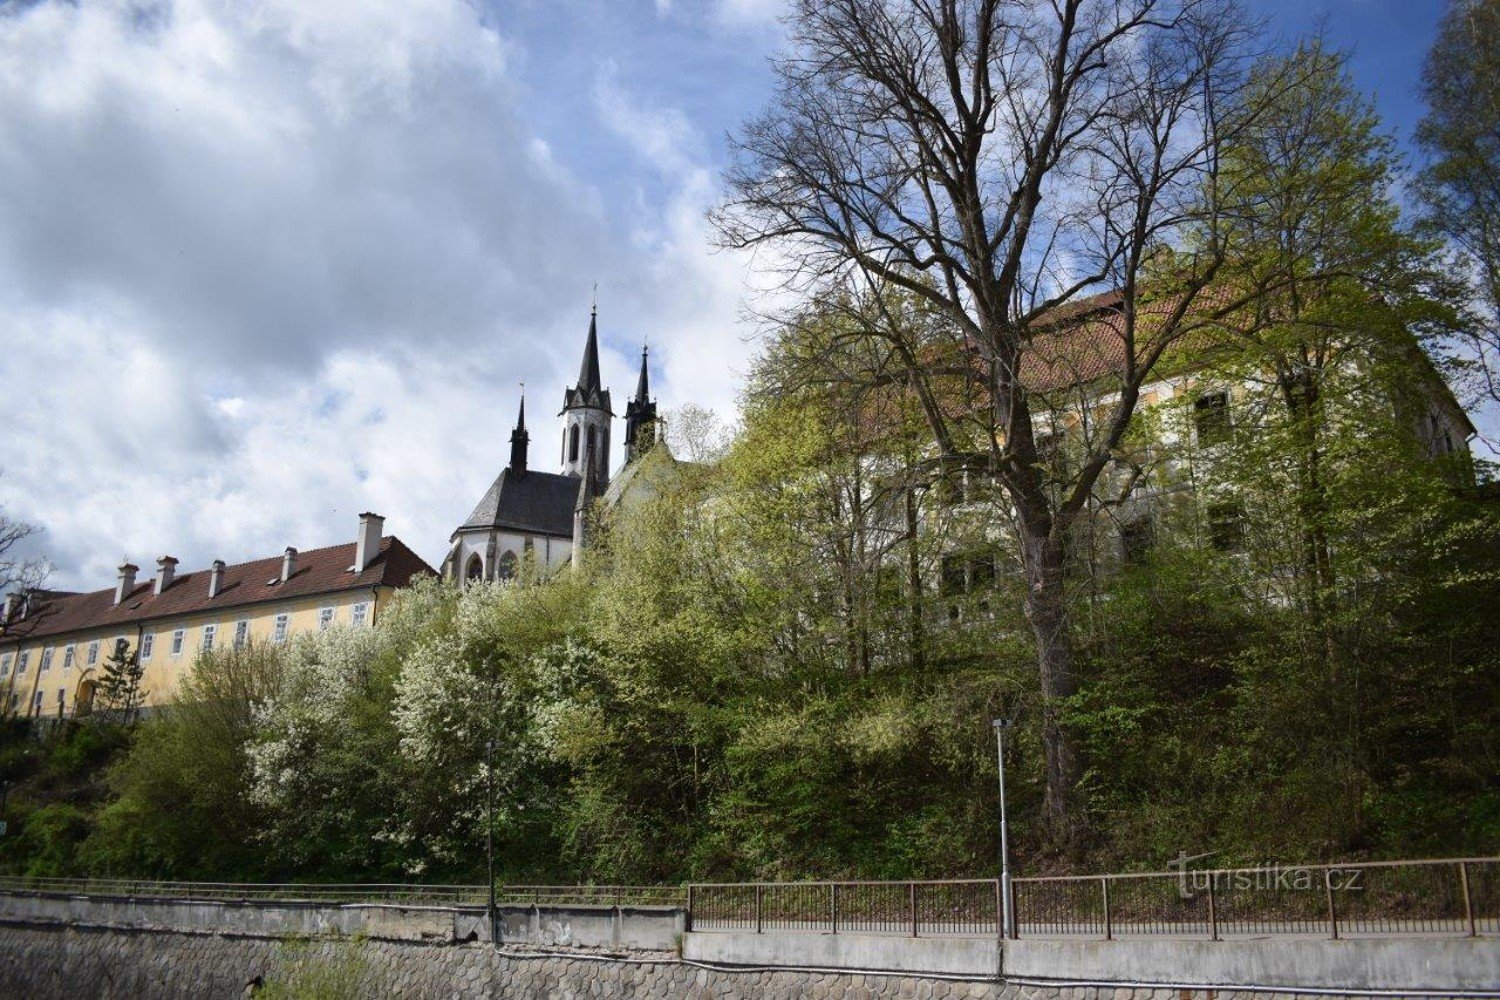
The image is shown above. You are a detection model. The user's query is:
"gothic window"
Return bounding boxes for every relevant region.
[1193,391,1231,445]
[568,425,580,463]
[465,553,484,582]
[498,550,519,581]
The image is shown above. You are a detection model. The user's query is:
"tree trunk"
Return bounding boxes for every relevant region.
[1019,522,1081,841]
[905,484,925,674]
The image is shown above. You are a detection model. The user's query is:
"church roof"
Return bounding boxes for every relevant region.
[456,467,581,539]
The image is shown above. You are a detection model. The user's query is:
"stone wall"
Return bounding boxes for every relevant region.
[0,921,1385,1000]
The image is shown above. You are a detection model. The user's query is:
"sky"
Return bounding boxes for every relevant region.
[0,0,1473,591]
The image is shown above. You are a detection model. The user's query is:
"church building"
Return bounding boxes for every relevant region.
[442,308,662,584]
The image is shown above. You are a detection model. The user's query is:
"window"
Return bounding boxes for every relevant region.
[40,648,53,673]
[969,554,996,591]
[0,654,9,677]
[1208,500,1245,552]
[113,637,128,659]
[273,614,289,644]
[497,551,518,581]
[940,554,967,598]
[1121,517,1154,564]
[63,645,75,670]
[233,620,249,649]
[201,624,217,652]
[465,554,483,582]
[568,424,580,463]
[351,602,369,628]
[318,607,335,631]
[171,629,185,657]
[140,633,154,661]
[86,640,99,666]
[32,690,42,713]
[1193,391,1231,445]
[18,651,28,675]
[56,688,65,716]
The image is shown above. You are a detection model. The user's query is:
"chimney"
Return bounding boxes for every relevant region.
[2,592,16,624]
[153,556,179,596]
[115,563,139,605]
[281,547,297,583]
[208,559,226,599]
[355,513,384,573]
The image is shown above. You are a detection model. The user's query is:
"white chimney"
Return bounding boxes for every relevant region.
[355,512,384,572]
[208,559,226,599]
[115,563,139,605]
[281,547,297,583]
[154,556,178,596]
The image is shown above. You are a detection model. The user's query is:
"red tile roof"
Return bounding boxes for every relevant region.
[0,537,435,645]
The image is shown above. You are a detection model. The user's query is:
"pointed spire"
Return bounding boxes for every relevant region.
[624,342,658,466]
[509,387,529,475]
[633,344,650,404]
[576,309,602,396]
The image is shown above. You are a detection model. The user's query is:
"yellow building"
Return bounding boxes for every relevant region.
[0,513,434,719]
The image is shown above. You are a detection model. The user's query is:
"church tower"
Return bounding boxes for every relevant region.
[560,307,612,485]
[508,393,529,475]
[623,346,658,465]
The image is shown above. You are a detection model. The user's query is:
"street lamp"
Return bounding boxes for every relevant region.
[991,717,1014,939]
[485,738,496,945]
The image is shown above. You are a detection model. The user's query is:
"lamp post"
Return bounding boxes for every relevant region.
[485,738,496,944]
[991,717,1014,939]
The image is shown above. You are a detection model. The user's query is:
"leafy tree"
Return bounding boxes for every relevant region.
[1417,0,1500,416]
[713,0,1332,839]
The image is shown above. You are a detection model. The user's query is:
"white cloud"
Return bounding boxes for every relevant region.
[0,0,765,589]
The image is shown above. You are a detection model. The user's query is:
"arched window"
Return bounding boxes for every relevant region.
[465,553,484,582]
[569,424,580,463]
[497,550,518,581]
[586,425,596,461]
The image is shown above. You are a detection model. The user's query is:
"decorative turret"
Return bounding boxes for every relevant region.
[624,345,658,465]
[559,307,612,485]
[509,392,529,475]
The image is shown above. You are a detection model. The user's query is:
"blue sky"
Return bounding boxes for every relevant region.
[0,0,1480,589]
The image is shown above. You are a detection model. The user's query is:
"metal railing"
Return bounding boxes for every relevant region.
[1012,858,1500,940]
[0,877,683,909]
[686,879,1000,937]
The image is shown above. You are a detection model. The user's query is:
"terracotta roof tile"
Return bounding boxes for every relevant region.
[1,537,435,645]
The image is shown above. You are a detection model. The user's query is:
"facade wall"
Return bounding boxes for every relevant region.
[0,585,392,718]
[452,528,571,586]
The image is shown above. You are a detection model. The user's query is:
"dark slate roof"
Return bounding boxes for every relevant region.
[0,537,435,645]
[456,468,580,539]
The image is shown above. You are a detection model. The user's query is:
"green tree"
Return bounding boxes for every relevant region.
[94,641,146,723]
[1417,0,1500,413]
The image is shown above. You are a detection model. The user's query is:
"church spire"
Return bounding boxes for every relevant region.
[624,343,658,466]
[576,307,603,397]
[508,389,529,475]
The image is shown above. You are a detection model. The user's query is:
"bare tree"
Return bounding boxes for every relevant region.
[714,0,1303,837]
[0,502,48,597]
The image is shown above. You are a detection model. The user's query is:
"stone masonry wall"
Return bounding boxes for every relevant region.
[0,920,1437,1000]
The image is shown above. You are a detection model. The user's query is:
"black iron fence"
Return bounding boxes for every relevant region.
[1011,857,1500,940]
[686,879,999,936]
